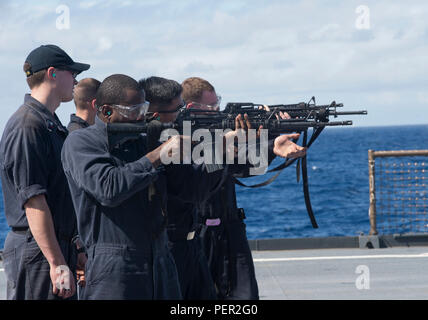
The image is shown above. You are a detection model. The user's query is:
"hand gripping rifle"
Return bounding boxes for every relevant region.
[106,97,367,228]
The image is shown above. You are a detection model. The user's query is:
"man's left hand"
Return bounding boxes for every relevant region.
[273,133,306,159]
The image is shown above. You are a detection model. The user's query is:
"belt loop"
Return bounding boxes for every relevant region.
[26,228,33,242]
[87,245,95,260]
[199,225,208,238]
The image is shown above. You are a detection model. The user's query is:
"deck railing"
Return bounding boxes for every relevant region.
[368,150,428,235]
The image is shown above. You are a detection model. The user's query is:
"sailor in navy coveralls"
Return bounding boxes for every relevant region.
[0,45,90,300]
[61,74,225,299]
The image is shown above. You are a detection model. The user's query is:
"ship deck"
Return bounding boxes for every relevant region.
[2,236,428,300]
[253,246,428,299]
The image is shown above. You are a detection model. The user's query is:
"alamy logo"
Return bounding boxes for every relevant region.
[56,4,70,30]
[355,265,370,290]
[355,5,370,30]
[158,122,270,176]
[55,265,71,290]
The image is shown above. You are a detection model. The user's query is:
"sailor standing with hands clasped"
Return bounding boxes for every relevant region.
[0,44,90,300]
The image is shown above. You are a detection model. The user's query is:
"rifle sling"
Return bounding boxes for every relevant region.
[232,139,300,189]
[233,169,283,189]
[302,130,319,229]
[233,127,324,228]
[233,127,323,185]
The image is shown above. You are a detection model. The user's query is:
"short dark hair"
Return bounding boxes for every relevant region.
[96,74,142,107]
[23,62,46,89]
[139,76,182,108]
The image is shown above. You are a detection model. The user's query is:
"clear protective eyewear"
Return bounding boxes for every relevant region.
[157,101,186,114]
[111,101,150,119]
[188,95,222,111]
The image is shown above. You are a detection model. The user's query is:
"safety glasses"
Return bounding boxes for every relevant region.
[110,101,150,119]
[187,95,222,111]
[157,101,186,114]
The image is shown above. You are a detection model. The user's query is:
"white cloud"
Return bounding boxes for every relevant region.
[78,1,102,9]
[0,0,427,132]
[97,37,113,53]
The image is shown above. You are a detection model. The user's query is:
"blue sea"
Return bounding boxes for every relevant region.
[0,125,427,248]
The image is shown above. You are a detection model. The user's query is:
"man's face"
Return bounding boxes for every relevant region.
[187,90,220,113]
[107,89,145,123]
[56,69,78,102]
[150,96,184,123]
[199,90,219,110]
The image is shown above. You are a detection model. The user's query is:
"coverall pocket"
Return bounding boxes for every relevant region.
[2,248,18,296]
[22,240,48,267]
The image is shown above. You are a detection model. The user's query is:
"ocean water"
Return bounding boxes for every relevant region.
[237,124,428,239]
[0,125,427,247]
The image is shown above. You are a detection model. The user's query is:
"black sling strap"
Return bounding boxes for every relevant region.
[301,130,318,228]
[219,185,236,295]
[233,127,324,228]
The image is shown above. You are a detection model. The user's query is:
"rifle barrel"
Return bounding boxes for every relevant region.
[276,120,353,128]
[333,110,367,115]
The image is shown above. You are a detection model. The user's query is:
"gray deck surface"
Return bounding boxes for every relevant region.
[1,246,428,300]
[253,246,428,300]
[0,260,5,300]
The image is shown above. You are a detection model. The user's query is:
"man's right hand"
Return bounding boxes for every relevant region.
[146,135,191,167]
[50,264,76,299]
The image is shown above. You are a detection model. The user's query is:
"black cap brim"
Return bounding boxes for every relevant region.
[67,62,90,74]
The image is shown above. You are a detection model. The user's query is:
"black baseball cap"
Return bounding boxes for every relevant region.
[24,44,90,77]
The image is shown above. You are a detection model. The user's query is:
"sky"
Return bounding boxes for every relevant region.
[0,0,427,133]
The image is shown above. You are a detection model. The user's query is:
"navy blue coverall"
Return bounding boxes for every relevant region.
[198,139,276,300]
[67,114,90,133]
[0,94,78,300]
[61,116,224,299]
[167,195,217,300]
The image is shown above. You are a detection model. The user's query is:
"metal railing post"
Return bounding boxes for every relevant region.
[368,149,378,235]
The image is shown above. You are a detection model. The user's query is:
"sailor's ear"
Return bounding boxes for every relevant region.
[47,67,56,80]
[101,105,113,117]
[90,98,97,110]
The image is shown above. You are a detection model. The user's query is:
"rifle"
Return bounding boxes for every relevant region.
[223,96,367,122]
[222,97,366,228]
[107,97,367,228]
[108,98,363,142]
